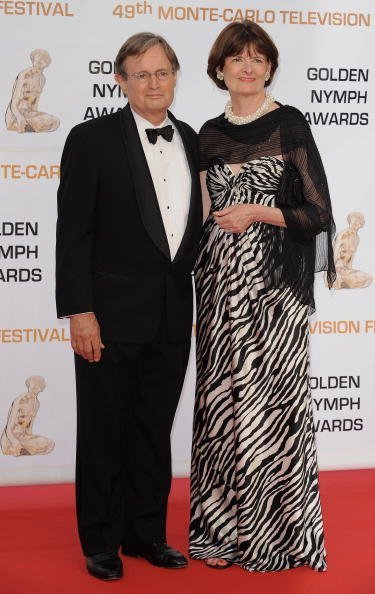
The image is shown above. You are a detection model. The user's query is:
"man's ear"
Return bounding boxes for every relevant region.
[115,74,127,96]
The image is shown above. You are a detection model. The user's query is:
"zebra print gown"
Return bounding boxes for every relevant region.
[189,156,327,572]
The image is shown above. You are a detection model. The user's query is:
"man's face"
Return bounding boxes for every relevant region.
[116,44,176,123]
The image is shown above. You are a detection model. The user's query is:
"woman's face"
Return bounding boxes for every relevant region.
[221,45,270,100]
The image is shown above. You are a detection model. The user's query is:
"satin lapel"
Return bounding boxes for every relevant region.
[168,111,201,264]
[120,105,171,260]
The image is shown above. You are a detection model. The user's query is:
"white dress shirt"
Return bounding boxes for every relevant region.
[131,108,191,260]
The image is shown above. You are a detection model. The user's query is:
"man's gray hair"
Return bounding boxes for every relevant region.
[115,32,180,76]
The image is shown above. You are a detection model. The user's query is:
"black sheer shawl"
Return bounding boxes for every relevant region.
[199,105,336,312]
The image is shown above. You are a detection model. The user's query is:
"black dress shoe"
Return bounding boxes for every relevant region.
[86,551,123,580]
[123,542,187,568]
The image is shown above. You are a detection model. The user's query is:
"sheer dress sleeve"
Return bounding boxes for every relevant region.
[279,109,336,295]
[281,118,332,236]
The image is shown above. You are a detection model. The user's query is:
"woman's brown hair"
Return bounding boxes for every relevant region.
[207,20,278,90]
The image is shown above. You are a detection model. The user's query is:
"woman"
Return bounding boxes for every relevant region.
[189,21,335,572]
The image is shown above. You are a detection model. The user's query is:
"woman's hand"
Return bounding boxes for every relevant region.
[213,204,260,233]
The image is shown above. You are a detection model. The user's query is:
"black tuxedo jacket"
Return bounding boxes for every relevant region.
[56,104,202,343]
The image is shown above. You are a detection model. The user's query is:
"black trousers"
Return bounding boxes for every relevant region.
[74,318,191,556]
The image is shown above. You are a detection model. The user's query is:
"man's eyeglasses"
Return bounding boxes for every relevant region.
[124,70,175,83]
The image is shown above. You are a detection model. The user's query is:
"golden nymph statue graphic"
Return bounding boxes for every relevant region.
[5,49,60,133]
[332,211,373,289]
[1,375,55,456]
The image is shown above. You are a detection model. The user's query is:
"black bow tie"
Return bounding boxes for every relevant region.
[145,125,174,144]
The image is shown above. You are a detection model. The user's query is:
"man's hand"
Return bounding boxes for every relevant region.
[70,313,105,363]
[213,204,260,233]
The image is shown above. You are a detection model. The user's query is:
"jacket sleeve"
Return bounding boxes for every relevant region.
[55,126,99,318]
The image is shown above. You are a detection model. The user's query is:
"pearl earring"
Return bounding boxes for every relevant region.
[265,70,270,81]
[216,71,224,81]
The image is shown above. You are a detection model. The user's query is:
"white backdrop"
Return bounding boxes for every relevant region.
[0,0,374,485]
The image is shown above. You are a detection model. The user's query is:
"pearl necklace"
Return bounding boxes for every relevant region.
[224,94,275,125]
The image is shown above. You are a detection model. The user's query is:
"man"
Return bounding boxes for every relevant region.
[55,32,201,580]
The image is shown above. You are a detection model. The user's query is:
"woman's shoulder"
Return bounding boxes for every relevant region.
[198,114,225,136]
[279,104,310,129]
[276,105,313,145]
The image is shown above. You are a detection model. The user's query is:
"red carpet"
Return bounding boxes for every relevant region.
[0,470,374,594]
